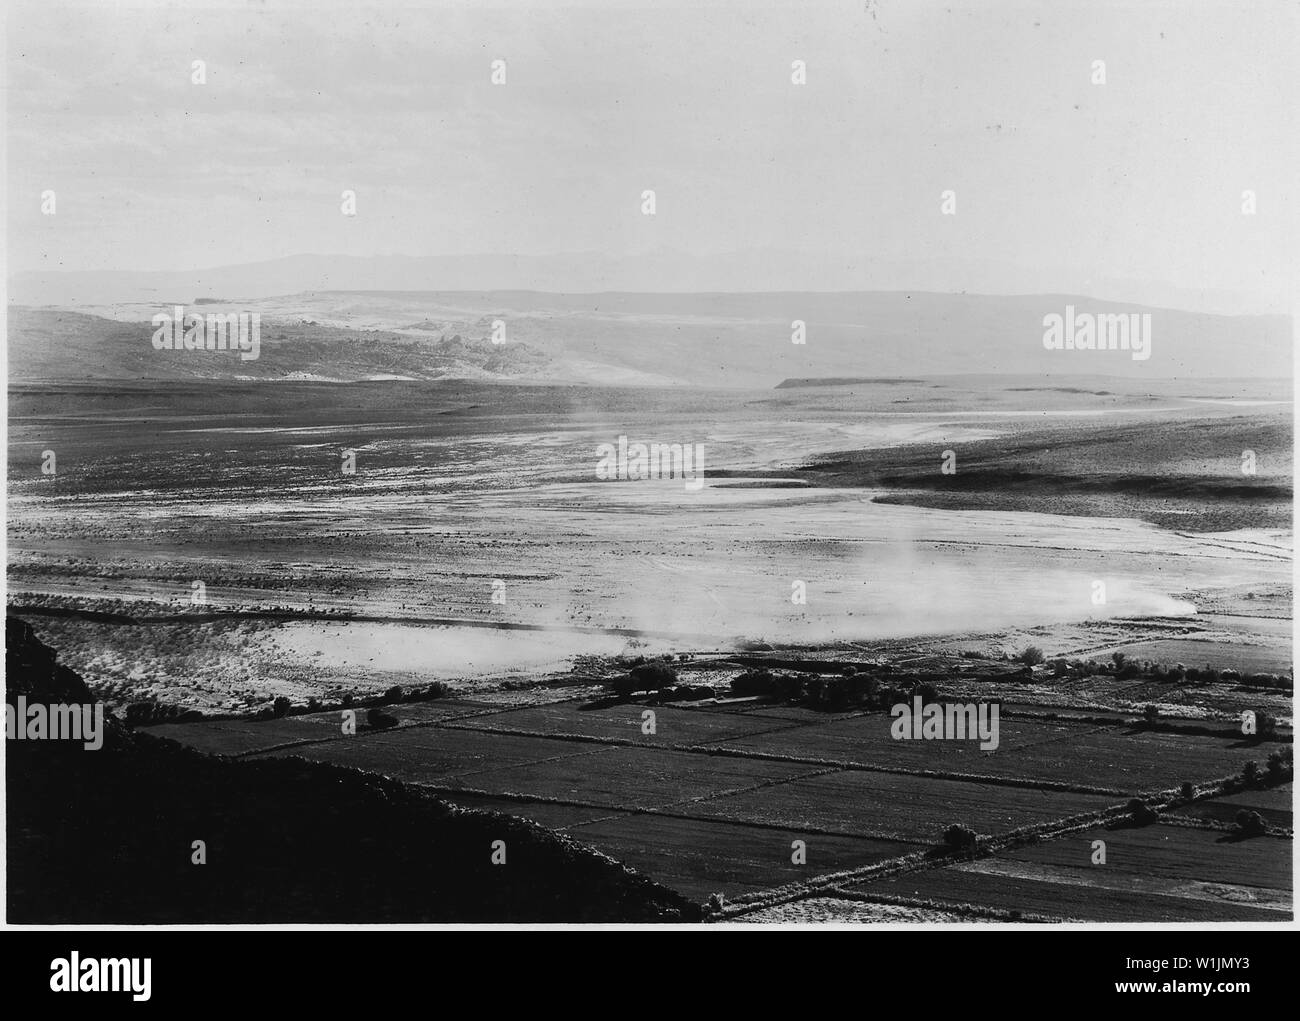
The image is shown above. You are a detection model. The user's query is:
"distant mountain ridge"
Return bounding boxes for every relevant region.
[6,287,1292,386]
[10,250,1290,316]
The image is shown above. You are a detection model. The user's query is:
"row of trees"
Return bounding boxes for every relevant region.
[730,667,938,712]
[1022,648,1292,691]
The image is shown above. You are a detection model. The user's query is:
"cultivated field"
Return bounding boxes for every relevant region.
[143,668,1292,916]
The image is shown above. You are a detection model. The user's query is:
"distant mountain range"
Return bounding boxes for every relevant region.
[9,251,1291,317]
[7,287,1292,387]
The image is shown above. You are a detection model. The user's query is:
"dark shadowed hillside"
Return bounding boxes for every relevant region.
[5,618,697,923]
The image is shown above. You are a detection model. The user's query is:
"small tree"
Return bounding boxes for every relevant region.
[272,695,291,718]
[944,823,978,852]
[1266,748,1293,786]
[1142,704,1160,725]
[1235,810,1267,837]
[1127,798,1158,825]
[1019,646,1045,666]
[1242,760,1260,788]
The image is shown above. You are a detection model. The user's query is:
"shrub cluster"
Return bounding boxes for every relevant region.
[609,660,679,696]
[728,667,907,711]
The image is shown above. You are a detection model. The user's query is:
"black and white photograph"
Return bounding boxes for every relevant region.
[3,0,1295,951]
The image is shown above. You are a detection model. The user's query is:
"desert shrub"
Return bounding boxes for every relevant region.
[1018,646,1045,666]
[824,679,850,711]
[1241,760,1260,788]
[1235,810,1267,837]
[123,702,183,727]
[1180,781,1195,801]
[1126,798,1159,825]
[1141,704,1160,725]
[706,892,725,914]
[803,676,826,705]
[629,661,678,690]
[730,669,775,696]
[943,824,978,852]
[1221,669,1240,682]
[383,685,405,704]
[912,681,939,704]
[1265,748,1293,786]
[306,697,322,713]
[832,671,877,707]
[272,696,291,718]
[1111,652,1127,670]
[773,673,805,701]
[1049,658,1070,676]
[367,708,399,730]
[1118,662,1142,680]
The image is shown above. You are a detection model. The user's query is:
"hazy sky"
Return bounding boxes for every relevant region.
[6,0,1297,311]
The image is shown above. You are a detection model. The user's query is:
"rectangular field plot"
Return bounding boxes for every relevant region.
[443,746,825,811]
[686,769,1119,842]
[848,863,1288,923]
[705,714,1080,776]
[1101,638,1293,675]
[681,702,864,724]
[561,813,917,901]
[1169,784,1293,829]
[249,728,604,785]
[1000,824,1290,893]
[144,698,496,755]
[145,718,337,756]
[704,714,1257,793]
[1031,730,1269,793]
[453,701,797,746]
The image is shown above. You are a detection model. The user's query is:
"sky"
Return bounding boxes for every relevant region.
[5,0,1297,312]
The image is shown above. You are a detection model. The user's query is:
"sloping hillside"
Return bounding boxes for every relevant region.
[5,618,697,923]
